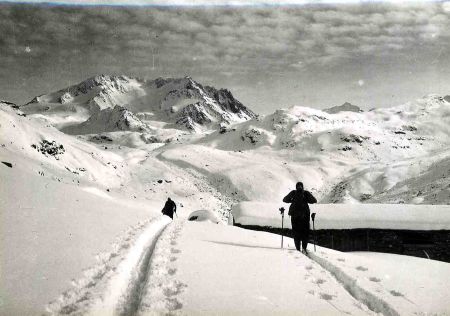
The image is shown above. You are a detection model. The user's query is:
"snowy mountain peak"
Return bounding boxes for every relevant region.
[324,102,363,114]
[59,74,138,104]
[152,75,256,130]
[22,75,256,133]
[62,105,149,135]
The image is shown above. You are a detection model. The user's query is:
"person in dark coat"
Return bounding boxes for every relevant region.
[283,182,317,253]
[162,197,177,219]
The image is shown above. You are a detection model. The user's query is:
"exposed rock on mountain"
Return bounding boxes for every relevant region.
[1,100,19,109]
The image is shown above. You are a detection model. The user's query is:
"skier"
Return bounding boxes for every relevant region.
[283,182,317,254]
[162,197,177,219]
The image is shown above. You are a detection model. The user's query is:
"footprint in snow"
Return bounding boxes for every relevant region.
[319,293,334,301]
[168,268,177,276]
[315,278,326,285]
[305,265,313,270]
[337,258,345,262]
[369,277,381,282]
[163,281,187,297]
[353,302,364,311]
[171,248,181,254]
[356,266,368,271]
[390,290,403,297]
[166,298,183,311]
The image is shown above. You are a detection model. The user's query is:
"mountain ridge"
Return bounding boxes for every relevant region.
[21,75,256,133]
[324,102,363,114]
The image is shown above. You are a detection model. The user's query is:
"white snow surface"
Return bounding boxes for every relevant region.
[161,222,449,315]
[1,92,450,315]
[89,216,171,316]
[0,162,157,315]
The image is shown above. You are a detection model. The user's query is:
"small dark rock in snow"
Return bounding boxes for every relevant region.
[1,161,12,168]
[157,179,163,184]
[341,145,352,151]
[31,140,65,158]
[402,125,417,132]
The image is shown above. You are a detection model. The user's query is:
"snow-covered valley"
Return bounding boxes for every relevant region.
[1,75,450,315]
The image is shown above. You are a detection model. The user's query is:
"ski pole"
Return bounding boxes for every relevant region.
[311,213,316,252]
[279,207,285,249]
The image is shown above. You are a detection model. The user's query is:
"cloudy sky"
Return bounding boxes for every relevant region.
[0,1,449,114]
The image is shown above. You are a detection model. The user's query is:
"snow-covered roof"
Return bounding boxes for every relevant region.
[232,202,450,230]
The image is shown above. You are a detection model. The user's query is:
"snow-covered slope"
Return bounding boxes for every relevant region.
[0,104,128,187]
[2,88,450,316]
[170,94,450,204]
[44,220,450,316]
[21,75,256,132]
[62,105,150,135]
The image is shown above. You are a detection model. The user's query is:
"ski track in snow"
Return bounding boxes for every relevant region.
[288,250,376,316]
[45,219,155,315]
[88,215,172,316]
[307,251,400,316]
[138,219,186,315]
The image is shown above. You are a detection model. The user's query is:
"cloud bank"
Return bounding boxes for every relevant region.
[0,1,448,111]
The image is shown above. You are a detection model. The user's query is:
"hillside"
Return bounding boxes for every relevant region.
[1,91,450,315]
[167,94,450,204]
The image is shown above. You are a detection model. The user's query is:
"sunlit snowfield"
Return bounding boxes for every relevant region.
[1,0,450,314]
[1,73,450,314]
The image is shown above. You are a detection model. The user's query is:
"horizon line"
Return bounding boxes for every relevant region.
[0,0,445,7]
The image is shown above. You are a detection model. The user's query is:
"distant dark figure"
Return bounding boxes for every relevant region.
[283,182,317,253]
[162,197,177,219]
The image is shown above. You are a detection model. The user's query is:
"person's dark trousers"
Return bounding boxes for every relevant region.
[291,216,310,251]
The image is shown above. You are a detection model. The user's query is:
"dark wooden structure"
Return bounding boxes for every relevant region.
[234,223,450,263]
